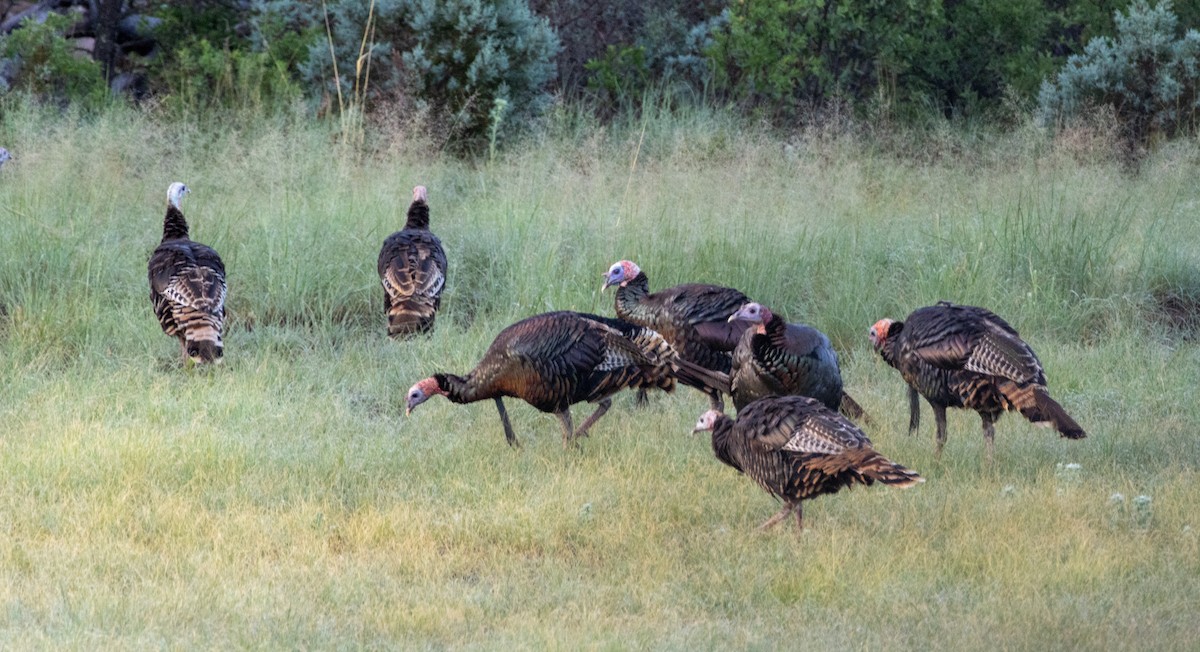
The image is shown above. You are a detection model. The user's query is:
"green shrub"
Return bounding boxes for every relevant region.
[0,13,107,108]
[908,0,1056,120]
[532,0,724,99]
[584,45,650,114]
[707,0,942,119]
[307,0,559,152]
[1039,0,1200,154]
[147,4,309,116]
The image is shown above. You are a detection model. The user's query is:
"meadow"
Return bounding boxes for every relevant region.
[1,104,1198,649]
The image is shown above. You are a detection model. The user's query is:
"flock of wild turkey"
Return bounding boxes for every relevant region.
[149,181,1087,531]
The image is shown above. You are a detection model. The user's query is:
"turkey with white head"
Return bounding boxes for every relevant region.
[147,182,227,364]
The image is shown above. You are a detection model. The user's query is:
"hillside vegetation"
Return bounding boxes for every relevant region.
[0,107,1198,648]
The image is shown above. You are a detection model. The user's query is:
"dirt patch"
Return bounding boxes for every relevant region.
[1149,289,1200,339]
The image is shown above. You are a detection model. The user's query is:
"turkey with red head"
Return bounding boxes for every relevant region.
[378,185,447,337]
[148,182,227,364]
[692,395,922,532]
[869,301,1086,463]
[406,311,678,448]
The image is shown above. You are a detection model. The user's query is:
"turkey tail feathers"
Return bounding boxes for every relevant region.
[1002,381,1087,439]
[672,358,731,396]
[387,302,436,337]
[856,451,924,487]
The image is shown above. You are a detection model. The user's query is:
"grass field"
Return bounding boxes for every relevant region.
[1,106,1199,649]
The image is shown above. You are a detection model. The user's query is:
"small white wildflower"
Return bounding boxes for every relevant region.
[1065,463,1082,471]
[1134,495,1152,507]
[1110,493,1125,503]
[1001,485,1016,496]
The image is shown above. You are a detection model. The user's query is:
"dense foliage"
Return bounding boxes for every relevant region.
[303,0,558,150]
[0,13,107,108]
[1039,0,1200,153]
[2,0,1199,151]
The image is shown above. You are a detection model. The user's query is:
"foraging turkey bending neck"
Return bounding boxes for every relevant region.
[405,185,430,229]
[705,412,742,473]
[162,182,190,241]
[432,373,473,403]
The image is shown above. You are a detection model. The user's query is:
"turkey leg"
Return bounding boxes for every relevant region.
[907,386,921,434]
[981,415,997,467]
[494,397,521,448]
[933,403,948,458]
[574,397,613,440]
[555,409,576,449]
[757,502,798,531]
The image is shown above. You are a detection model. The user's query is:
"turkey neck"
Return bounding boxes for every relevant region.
[162,205,189,241]
[405,201,430,230]
[435,372,489,404]
[875,333,900,368]
[614,273,651,319]
[709,415,742,473]
[763,313,787,339]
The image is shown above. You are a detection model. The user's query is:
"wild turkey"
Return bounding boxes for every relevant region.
[147,182,227,364]
[869,301,1086,463]
[726,303,870,423]
[692,395,922,531]
[378,185,447,337]
[405,311,678,448]
[0,147,10,169]
[601,259,753,410]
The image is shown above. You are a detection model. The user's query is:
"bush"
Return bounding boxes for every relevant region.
[0,13,108,108]
[707,0,942,119]
[908,0,1056,120]
[147,4,309,116]
[532,0,725,110]
[1039,0,1200,156]
[306,0,559,152]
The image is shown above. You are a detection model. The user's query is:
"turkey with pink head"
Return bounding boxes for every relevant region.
[602,259,753,410]
[693,395,922,532]
[726,302,869,423]
[378,185,447,337]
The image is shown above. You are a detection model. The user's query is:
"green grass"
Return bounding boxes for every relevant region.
[1,104,1199,649]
